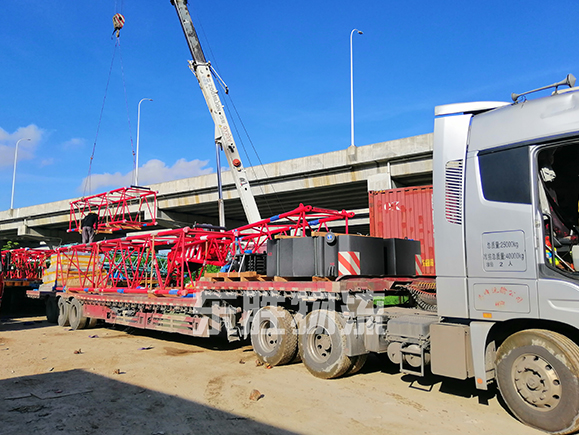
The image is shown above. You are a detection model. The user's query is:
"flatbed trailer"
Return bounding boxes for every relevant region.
[26,274,431,329]
[26,273,435,378]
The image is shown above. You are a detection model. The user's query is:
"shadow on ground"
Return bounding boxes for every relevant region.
[360,353,500,405]
[115,324,251,352]
[1,369,299,435]
[0,288,48,331]
[0,317,49,332]
[0,286,44,317]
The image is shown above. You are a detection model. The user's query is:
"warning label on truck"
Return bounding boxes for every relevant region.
[481,230,526,272]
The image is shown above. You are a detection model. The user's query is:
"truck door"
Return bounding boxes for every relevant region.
[463,144,539,321]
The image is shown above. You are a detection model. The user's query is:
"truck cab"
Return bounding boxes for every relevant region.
[433,84,579,434]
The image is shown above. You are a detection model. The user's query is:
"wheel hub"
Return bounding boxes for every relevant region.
[258,320,279,352]
[308,326,332,363]
[512,353,562,410]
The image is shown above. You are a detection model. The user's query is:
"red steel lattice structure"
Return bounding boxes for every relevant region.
[233,204,355,253]
[1,248,53,281]
[69,186,158,234]
[17,205,354,298]
[55,226,235,296]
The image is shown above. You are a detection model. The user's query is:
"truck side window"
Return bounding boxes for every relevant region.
[538,144,579,273]
[478,147,531,204]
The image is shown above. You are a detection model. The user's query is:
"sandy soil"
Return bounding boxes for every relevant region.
[0,313,544,435]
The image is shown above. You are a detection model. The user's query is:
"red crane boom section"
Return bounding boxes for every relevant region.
[9,205,354,297]
[69,186,157,233]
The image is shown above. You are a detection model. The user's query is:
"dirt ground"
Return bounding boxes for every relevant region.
[0,309,544,435]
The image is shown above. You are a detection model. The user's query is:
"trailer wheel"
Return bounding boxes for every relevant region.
[251,306,298,366]
[57,297,70,327]
[68,298,88,330]
[290,311,305,363]
[45,297,58,324]
[299,310,353,379]
[496,329,579,434]
[86,317,98,328]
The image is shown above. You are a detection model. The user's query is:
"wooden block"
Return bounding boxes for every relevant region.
[204,273,221,279]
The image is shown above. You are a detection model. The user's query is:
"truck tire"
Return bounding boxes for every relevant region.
[57,297,70,327]
[251,306,298,366]
[346,353,368,376]
[290,311,305,363]
[86,317,98,328]
[299,310,353,379]
[45,297,58,324]
[68,298,89,330]
[496,329,579,434]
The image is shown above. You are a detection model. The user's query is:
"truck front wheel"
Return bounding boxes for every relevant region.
[299,310,353,379]
[251,306,298,366]
[496,329,579,434]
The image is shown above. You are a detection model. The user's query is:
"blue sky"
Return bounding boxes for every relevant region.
[0,0,577,209]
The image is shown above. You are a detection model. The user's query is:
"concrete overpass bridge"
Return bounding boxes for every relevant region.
[0,134,433,247]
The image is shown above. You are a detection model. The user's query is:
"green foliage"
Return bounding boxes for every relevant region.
[1,240,19,251]
[203,264,222,275]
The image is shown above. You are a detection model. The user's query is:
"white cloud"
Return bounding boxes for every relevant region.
[40,158,55,167]
[0,124,44,168]
[79,158,213,193]
[61,137,86,149]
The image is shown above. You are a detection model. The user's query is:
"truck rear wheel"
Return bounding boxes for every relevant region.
[86,317,98,328]
[57,297,70,327]
[68,298,88,330]
[346,354,368,376]
[496,329,579,434]
[251,306,298,366]
[299,310,353,379]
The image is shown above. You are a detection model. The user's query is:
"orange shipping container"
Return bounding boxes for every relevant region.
[369,185,435,276]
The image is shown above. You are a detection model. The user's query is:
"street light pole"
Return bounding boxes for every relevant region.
[10,138,31,209]
[135,98,153,186]
[350,28,363,148]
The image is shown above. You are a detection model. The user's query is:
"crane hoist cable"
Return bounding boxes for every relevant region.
[220,92,282,217]
[83,39,117,197]
[117,36,137,176]
[83,14,136,197]
[192,8,283,215]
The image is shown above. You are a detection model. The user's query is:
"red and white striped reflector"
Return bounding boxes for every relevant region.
[415,254,423,276]
[338,251,360,276]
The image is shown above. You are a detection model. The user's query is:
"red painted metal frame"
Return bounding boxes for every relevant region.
[22,205,355,298]
[1,248,53,281]
[68,186,158,233]
[56,226,235,294]
[232,204,355,253]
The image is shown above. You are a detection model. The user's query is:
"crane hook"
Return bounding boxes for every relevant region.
[112,13,125,38]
